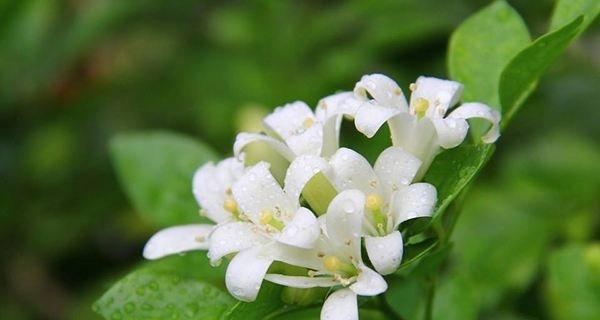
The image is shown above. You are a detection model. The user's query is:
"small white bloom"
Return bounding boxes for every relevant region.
[142,157,245,260]
[264,190,388,320]
[323,74,501,179]
[234,100,346,161]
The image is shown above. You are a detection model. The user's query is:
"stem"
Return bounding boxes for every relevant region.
[424,275,437,320]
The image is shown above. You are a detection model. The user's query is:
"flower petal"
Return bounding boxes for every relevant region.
[410,76,463,118]
[233,132,295,161]
[329,148,380,195]
[392,183,437,227]
[447,102,501,143]
[349,263,388,296]
[326,189,365,259]
[192,160,239,224]
[263,101,323,156]
[354,100,402,138]
[431,117,469,149]
[232,162,295,224]
[208,221,265,265]
[321,115,343,158]
[364,231,403,275]
[284,155,331,203]
[225,247,273,302]
[354,74,409,111]
[264,274,337,288]
[143,224,213,260]
[268,242,323,270]
[374,146,422,197]
[321,288,358,320]
[316,91,363,120]
[276,207,320,249]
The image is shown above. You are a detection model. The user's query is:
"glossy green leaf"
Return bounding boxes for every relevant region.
[545,244,600,320]
[424,144,494,223]
[448,0,530,108]
[94,255,235,320]
[499,16,583,126]
[385,276,427,319]
[550,0,600,31]
[223,283,289,320]
[110,131,219,227]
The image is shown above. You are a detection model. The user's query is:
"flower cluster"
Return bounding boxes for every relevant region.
[142,74,500,319]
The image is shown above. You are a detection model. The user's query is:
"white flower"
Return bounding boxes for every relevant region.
[142,157,245,260]
[234,100,344,161]
[321,74,501,179]
[287,146,436,275]
[263,190,388,320]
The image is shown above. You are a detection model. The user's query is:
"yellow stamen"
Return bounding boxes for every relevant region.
[409,83,416,92]
[303,117,315,129]
[223,198,237,213]
[323,255,357,276]
[365,194,383,212]
[260,210,285,231]
[413,97,429,118]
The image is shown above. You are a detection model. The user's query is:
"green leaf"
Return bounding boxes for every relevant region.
[385,276,427,319]
[222,283,289,320]
[550,0,600,31]
[424,144,494,224]
[448,0,530,108]
[499,16,584,126]
[94,254,235,320]
[545,244,600,320]
[110,131,219,228]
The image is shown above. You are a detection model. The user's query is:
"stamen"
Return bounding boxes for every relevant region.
[323,255,357,276]
[365,194,388,236]
[259,210,285,231]
[413,97,429,118]
[409,83,416,92]
[303,117,315,128]
[223,198,237,213]
[365,194,383,212]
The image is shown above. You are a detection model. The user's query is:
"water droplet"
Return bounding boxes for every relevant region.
[141,303,153,311]
[343,200,355,214]
[124,302,135,314]
[111,311,123,320]
[148,281,159,291]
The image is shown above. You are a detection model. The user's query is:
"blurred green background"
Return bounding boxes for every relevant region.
[1,0,598,319]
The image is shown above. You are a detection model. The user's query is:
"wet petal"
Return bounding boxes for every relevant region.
[410,76,463,118]
[208,221,265,265]
[276,207,320,249]
[392,183,437,227]
[143,224,213,260]
[354,74,409,111]
[284,155,331,203]
[374,146,422,197]
[321,288,358,320]
[349,263,388,296]
[233,132,295,161]
[225,247,273,302]
[447,102,501,143]
[264,274,337,288]
[192,162,231,223]
[432,117,469,149]
[316,91,363,121]
[263,101,323,156]
[326,190,365,259]
[232,162,295,224]
[329,148,380,195]
[364,231,403,275]
[354,100,402,138]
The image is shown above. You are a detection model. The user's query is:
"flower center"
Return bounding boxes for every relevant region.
[259,210,285,231]
[366,194,387,236]
[413,97,429,118]
[322,255,357,276]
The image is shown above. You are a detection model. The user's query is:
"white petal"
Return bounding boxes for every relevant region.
[263,101,323,156]
[276,207,320,249]
[447,102,501,143]
[329,148,381,195]
[143,224,213,260]
[192,162,231,223]
[264,274,337,288]
[410,76,463,118]
[374,146,422,197]
[321,115,342,158]
[232,162,295,224]
[321,289,358,320]
[354,74,409,111]
[233,132,295,161]
[326,190,365,259]
[354,101,402,138]
[432,117,469,149]
[316,92,362,121]
[392,183,437,227]
[268,242,323,270]
[263,101,315,140]
[208,221,265,265]
[349,263,388,296]
[225,247,273,302]
[364,231,403,275]
[284,155,332,203]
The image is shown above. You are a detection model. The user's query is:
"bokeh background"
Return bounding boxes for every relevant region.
[1,0,598,319]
